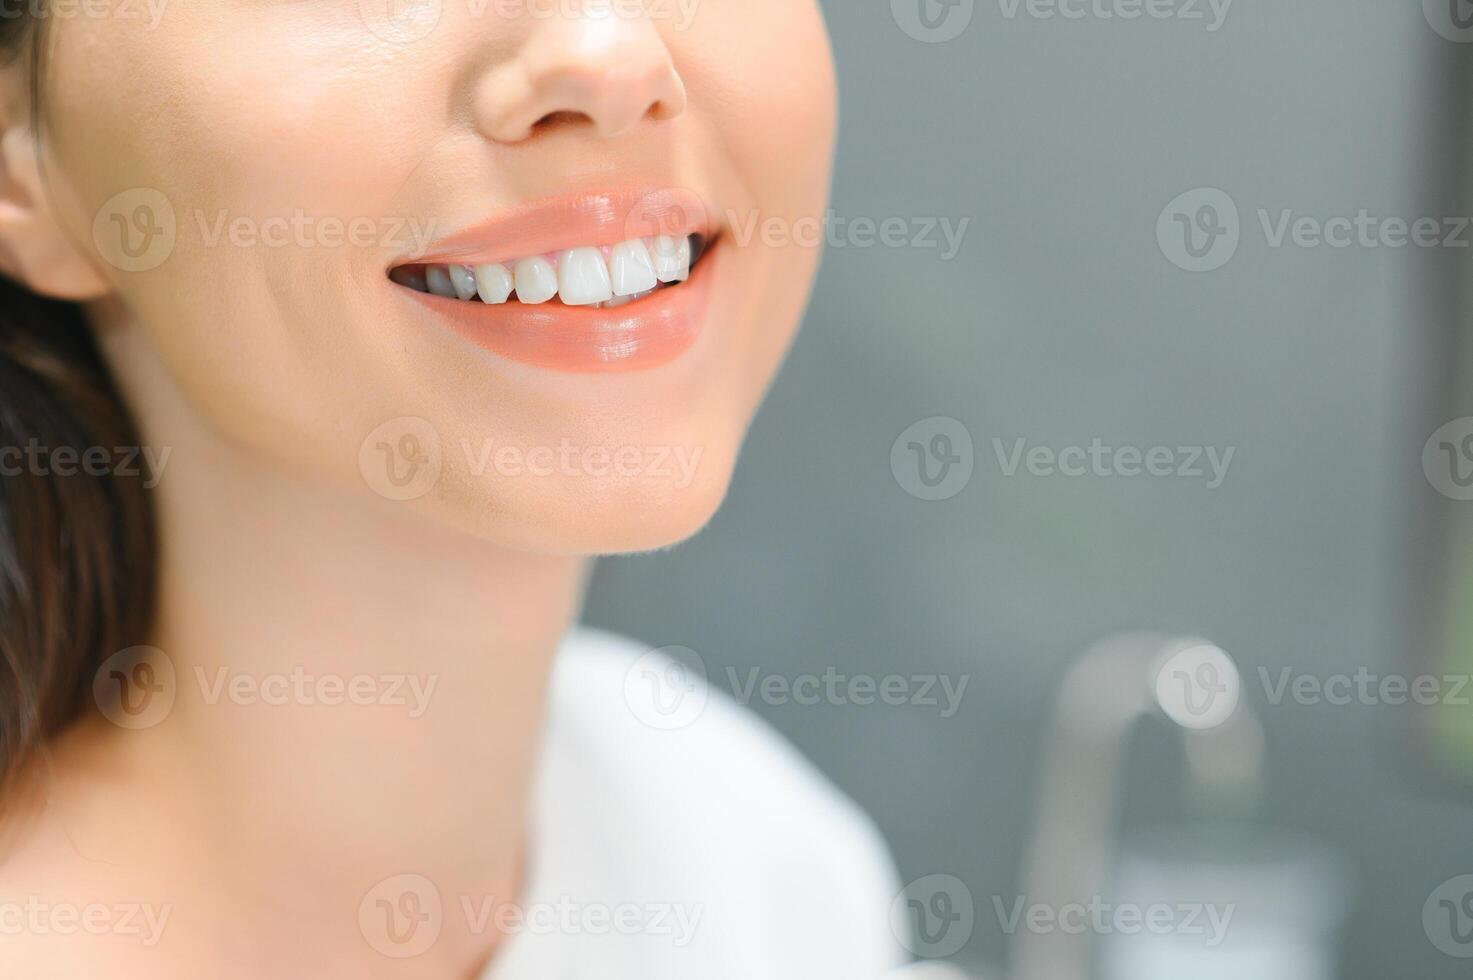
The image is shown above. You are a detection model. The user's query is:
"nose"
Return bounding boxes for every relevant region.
[474,12,688,144]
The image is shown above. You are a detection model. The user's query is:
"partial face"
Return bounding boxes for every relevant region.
[27,0,837,553]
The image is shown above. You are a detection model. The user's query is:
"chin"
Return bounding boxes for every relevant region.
[573,471,734,556]
[432,447,739,557]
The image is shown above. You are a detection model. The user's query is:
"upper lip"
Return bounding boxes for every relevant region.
[398,186,718,268]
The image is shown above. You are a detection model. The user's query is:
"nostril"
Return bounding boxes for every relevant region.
[529,100,664,139]
[529,110,592,134]
[474,24,687,144]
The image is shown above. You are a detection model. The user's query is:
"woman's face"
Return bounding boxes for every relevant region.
[31,0,836,554]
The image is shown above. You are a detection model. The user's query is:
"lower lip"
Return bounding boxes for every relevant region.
[400,242,718,374]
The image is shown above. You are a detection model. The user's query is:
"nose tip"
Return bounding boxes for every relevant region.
[476,17,688,144]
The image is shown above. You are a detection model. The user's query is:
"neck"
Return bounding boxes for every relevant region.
[42,318,588,977]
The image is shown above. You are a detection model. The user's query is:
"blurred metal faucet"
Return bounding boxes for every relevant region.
[1008,633,1264,980]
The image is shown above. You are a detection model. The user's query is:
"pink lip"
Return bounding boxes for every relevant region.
[405,187,715,266]
[393,188,718,373]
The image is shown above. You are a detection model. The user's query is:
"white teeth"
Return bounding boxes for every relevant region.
[556,247,613,306]
[610,238,658,297]
[474,263,514,304]
[652,235,691,283]
[448,265,479,301]
[411,235,696,305]
[514,256,559,305]
[426,265,458,298]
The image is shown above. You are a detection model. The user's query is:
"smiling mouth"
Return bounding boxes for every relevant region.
[391,187,721,373]
[390,233,711,310]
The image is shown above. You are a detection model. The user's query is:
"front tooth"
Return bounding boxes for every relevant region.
[448,265,479,301]
[514,256,559,304]
[557,247,613,306]
[474,263,514,304]
[651,235,691,283]
[610,238,658,297]
[426,265,458,298]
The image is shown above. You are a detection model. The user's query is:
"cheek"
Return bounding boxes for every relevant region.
[49,11,446,226]
[43,11,454,447]
[684,0,837,196]
[51,31,442,346]
[674,0,837,403]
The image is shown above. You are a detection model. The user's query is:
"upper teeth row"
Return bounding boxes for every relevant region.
[424,235,692,306]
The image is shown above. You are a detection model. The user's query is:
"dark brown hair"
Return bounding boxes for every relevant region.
[0,10,157,792]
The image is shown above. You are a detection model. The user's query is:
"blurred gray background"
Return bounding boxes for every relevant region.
[585,3,1473,976]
